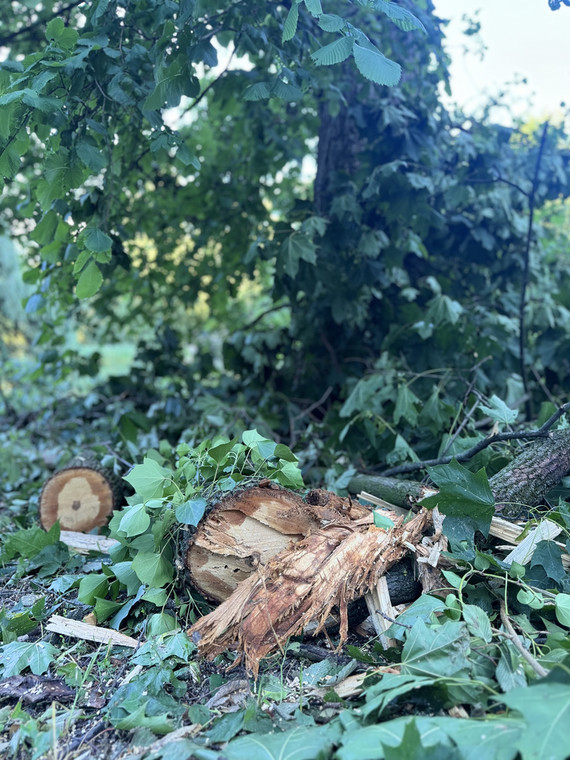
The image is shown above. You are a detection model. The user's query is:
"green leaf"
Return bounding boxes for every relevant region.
[242,429,267,447]
[112,561,143,595]
[555,593,570,627]
[282,2,300,43]
[352,42,401,86]
[243,82,271,101]
[114,703,175,735]
[337,715,524,760]
[175,497,207,526]
[0,144,20,179]
[303,0,322,17]
[393,384,420,426]
[224,722,341,760]
[318,13,345,32]
[82,227,112,253]
[46,17,79,49]
[422,460,494,520]
[124,458,172,500]
[272,79,303,101]
[479,395,519,425]
[311,36,354,67]
[426,294,464,327]
[516,587,544,610]
[497,680,570,760]
[401,619,471,678]
[280,232,317,278]
[373,511,395,529]
[373,1,427,33]
[385,594,448,641]
[208,438,238,463]
[147,612,180,637]
[1,641,59,678]
[530,540,565,584]
[119,503,151,537]
[76,139,107,172]
[76,260,103,298]
[78,574,109,605]
[4,523,60,560]
[274,443,298,462]
[273,461,304,489]
[462,603,492,643]
[132,551,174,587]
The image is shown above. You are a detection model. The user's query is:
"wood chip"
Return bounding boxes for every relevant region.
[364,576,397,649]
[46,615,139,648]
[489,517,570,569]
[59,531,119,554]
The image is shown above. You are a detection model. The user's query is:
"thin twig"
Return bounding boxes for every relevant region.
[499,600,548,678]
[381,400,570,476]
[0,1,85,46]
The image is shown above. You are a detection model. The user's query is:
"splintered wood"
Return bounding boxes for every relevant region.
[188,503,430,676]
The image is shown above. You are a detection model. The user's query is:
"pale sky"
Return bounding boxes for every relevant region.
[432,0,570,121]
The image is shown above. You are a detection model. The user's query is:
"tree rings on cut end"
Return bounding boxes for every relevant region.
[40,466,116,532]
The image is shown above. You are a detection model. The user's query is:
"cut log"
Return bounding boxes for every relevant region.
[40,455,122,532]
[186,485,372,603]
[188,506,431,675]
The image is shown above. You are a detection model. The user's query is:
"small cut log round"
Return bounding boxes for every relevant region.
[40,455,121,532]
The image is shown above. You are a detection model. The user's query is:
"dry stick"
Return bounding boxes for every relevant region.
[519,122,549,421]
[499,601,548,678]
[381,399,570,477]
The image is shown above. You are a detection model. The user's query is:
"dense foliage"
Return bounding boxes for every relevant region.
[1,1,570,759]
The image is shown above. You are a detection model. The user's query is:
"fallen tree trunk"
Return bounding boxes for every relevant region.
[348,429,570,517]
[186,429,570,674]
[188,506,431,676]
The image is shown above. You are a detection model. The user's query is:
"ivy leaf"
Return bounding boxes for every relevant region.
[224,722,341,760]
[119,504,151,537]
[78,574,109,605]
[208,438,239,463]
[462,603,492,643]
[175,498,207,526]
[114,703,175,735]
[273,461,304,489]
[554,594,570,627]
[4,523,60,560]
[311,36,354,67]
[352,42,401,86]
[132,551,174,587]
[124,458,172,500]
[76,260,103,298]
[530,540,565,584]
